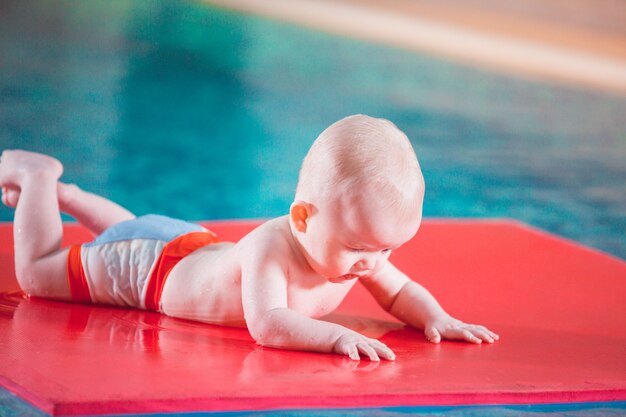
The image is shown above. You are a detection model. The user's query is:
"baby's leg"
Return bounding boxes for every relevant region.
[2,179,134,236]
[0,150,71,300]
[58,182,135,235]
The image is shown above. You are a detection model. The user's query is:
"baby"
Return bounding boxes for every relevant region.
[1,114,498,361]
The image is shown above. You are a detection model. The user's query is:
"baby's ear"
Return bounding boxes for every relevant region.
[290,201,312,233]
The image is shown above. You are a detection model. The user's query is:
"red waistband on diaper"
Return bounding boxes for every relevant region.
[67,244,91,303]
[144,231,219,312]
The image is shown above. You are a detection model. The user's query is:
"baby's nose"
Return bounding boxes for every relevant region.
[355,255,377,271]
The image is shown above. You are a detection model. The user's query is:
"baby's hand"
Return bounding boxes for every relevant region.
[333,332,396,361]
[424,314,499,344]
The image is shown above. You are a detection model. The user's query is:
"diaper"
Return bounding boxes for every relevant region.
[67,215,219,311]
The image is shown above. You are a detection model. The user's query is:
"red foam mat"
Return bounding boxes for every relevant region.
[0,219,625,416]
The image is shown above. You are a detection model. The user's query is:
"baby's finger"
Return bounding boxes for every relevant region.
[479,325,499,341]
[336,341,361,360]
[472,324,500,342]
[424,326,441,343]
[346,344,360,360]
[470,326,495,343]
[376,346,396,361]
[445,327,481,343]
[356,342,380,362]
[368,339,396,360]
[461,329,482,344]
[488,330,500,340]
[368,338,391,351]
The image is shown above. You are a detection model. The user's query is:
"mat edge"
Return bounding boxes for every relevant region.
[48,389,626,416]
[0,376,56,416]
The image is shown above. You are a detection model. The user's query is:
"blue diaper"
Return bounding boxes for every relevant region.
[85,215,206,247]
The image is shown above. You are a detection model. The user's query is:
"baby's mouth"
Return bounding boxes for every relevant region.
[327,274,361,283]
[340,274,361,280]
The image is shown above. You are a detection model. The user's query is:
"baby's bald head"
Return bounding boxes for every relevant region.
[295,114,424,222]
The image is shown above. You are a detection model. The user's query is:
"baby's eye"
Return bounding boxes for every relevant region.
[348,247,365,252]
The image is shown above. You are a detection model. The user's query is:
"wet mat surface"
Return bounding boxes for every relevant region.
[0,220,625,416]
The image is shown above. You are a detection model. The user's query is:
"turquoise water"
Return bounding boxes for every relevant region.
[0,0,625,415]
[1,0,625,259]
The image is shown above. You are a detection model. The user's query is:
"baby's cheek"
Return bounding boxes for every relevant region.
[372,257,389,274]
[340,254,360,273]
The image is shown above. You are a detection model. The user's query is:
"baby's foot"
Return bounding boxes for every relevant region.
[1,182,76,209]
[1,186,19,208]
[0,150,63,190]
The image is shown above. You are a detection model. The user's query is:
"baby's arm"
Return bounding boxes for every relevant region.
[240,249,395,361]
[361,262,499,344]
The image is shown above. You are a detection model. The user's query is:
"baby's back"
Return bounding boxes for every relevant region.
[161,216,355,327]
[160,240,246,326]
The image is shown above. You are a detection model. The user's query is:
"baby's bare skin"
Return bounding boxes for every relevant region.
[162,216,355,327]
[2,115,500,362]
[162,212,374,359]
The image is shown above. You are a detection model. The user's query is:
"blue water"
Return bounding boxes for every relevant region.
[1,0,625,260]
[0,0,625,416]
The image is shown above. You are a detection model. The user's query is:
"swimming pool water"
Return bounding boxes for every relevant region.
[1,0,625,260]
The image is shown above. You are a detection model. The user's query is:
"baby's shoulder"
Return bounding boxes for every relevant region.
[235,216,295,260]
